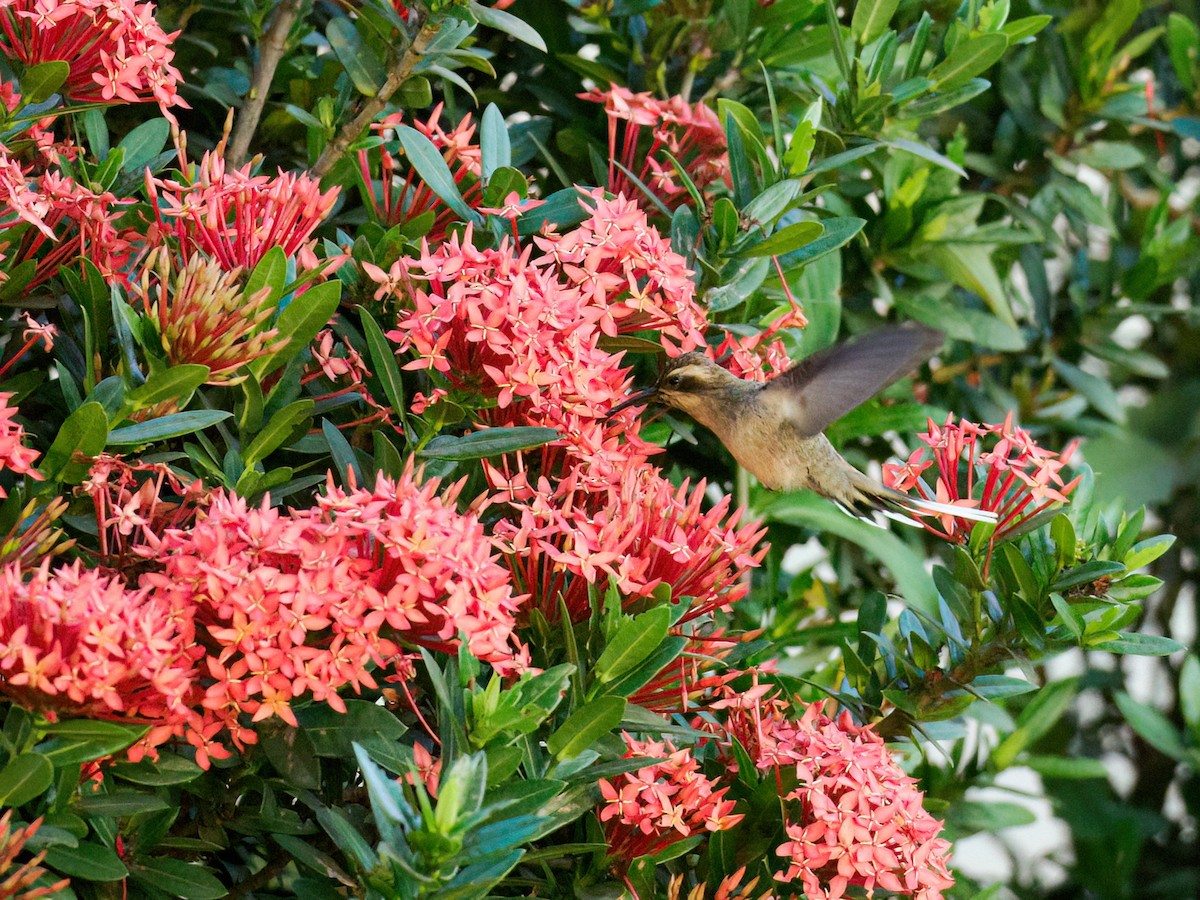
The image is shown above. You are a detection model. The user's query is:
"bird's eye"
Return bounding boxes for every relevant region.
[665,373,683,388]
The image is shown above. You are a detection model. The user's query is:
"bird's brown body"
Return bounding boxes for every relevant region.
[610,323,995,524]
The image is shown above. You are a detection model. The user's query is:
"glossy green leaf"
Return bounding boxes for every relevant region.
[42,401,108,483]
[20,60,69,103]
[44,842,128,881]
[480,103,511,177]
[1090,633,1185,656]
[929,33,1008,90]
[851,0,899,45]
[129,858,228,899]
[327,18,385,96]
[740,221,824,258]
[242,399,313,467]
[252,280,341,380]
[547,697,625,760]
[245,245,288,307]
[0,752,52,807]
[991,678,1078,770]
[1115,691,1186,760]
[470,1,547,51]
[595,606,672,684]
[396,125,482,224]
[107,410,231,446]
[127,365,209,412]
[419,426,559,460]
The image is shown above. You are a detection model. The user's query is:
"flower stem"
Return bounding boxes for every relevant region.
[310,16,442,181]
[228,0,305,168]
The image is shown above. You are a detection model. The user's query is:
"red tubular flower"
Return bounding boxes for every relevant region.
[598,734,742,870]
[0,811,70,900]
[356,104,485,242]
[0,560,199,729]
[717,691,954,900]
[147,152,339,274]
[580,84,729,210]
[882,413,1080,545]
[0,0,185,114]
[493,465,765,625]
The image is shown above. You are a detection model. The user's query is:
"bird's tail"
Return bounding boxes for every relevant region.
[840,470,997,529]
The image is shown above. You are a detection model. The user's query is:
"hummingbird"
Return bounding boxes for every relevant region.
[608,322,994,525]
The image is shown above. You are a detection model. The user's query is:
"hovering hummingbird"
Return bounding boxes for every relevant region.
[609,322,995,525]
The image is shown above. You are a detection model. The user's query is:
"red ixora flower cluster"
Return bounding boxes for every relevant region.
[147,151,340,274]
[580,84,728,210]
[139,470,528,757]
[719,690,953,900]
[0,810,69,900]
[598,734,743,868]
[0,560,198,728]
[0,0,184,112]
[0,392,41,496]
[883,413,1080,545]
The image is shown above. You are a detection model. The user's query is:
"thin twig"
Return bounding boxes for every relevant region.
[310,15,442,181]
[228,0,306,168]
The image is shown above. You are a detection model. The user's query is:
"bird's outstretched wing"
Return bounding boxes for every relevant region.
[760,322,943,437]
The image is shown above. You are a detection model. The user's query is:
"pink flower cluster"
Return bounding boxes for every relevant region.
[0,561,198,727]
[598,734,742,866]
[147,151,340,274]
[140,470,528,753]
[0,392,41,497]
[883,413,1080,545]
[495,466,764,624]
[0,160,135,287]
[580,84,728,210]
[0,0,184,112]
[721,692,954,900]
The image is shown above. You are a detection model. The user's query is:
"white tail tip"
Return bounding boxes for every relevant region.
[904,497,998,523]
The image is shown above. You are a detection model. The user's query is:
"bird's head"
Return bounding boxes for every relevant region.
[608,353,744,424]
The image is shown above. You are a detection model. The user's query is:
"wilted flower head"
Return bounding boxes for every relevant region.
[0,560,198,727]
[883,413,1080,545]
[719,692,954,900]
[135,250,284,383]
[148,152,339,273]
[0,0,185,113]
[580,84,728,210]
[598,734,742,868]
[0,811,69,900]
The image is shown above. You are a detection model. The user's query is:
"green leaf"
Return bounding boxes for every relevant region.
[299,700,407,757]
[469,1,547,51]
[967,675,1037,700]
[922,243,1015,326]
[595,607,672,684]
[851,0,899,45]
[888,137,967,179]
[77,791,171,818]
[739,221,824,258]
[929,33,1009,90]
[897,293,1025,351]
[42,401,108,483]
[127,365,210,412]
[129,858,228,900]
[119,118,172,174]
[242,399,314,467]
[322,419,363,487]
[950,799,1036,832]
[327,18,385,96]
[992,678,1078,770]
[1115,691,1186,760]
[1090,633,1185,656]
[0,752,53,807]
[20,60,69,103]
[396,125,482,225]
[777,217,865,267]
[107,410,232,446]
[44,842,128,881]
[1168,13,1200,92]
[418,426,559,460]
[252,280,341,380]
[245,245,288,307]
[111,754,203,787]
[763,493,937,611]
[1001,15,1052,43]
[1124,535,1175,571]
[547,697,625,760]
[480,103,511,178]
[1024,755,1109,780]
[1049,560,1125,592]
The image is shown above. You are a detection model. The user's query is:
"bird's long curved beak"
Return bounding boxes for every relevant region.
[606,385,659,420]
